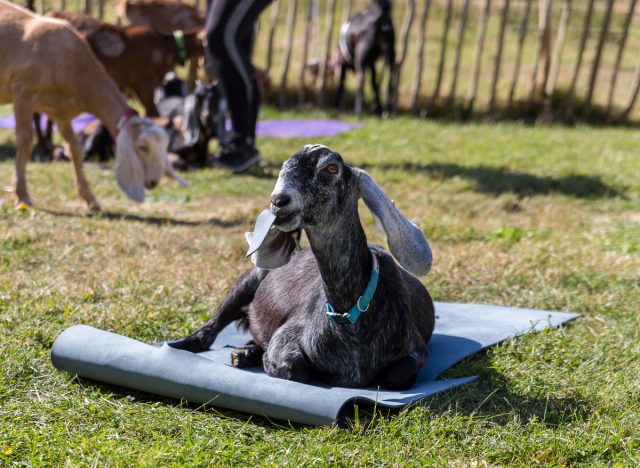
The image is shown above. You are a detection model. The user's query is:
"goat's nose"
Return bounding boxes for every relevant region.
[270,192,291,208]
[146,180,158,189]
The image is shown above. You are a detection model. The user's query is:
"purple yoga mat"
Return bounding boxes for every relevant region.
[0,113,96,133]
[0,113,362,138]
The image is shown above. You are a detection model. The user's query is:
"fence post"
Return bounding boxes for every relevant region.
[278,0,298,109]
[565,0,594,119]
[299,0,315,104]
[507,0,533,111]
[265,0,281,75]
[390,0,415,113]
[341,0,353,24]
[447,0,471,112]
[528,0,552,107]
[316,0,338,107]
[621,50,640,120]
[84,0,92,15]
[429,0,453,110]
[584,0,614,117]
[466,0,491,114]
[489,0,511,113]
[607,0,637,120]
[540,0,571,121]
[410,0,432,114]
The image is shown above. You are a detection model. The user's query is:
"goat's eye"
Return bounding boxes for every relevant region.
[324,164,339,175]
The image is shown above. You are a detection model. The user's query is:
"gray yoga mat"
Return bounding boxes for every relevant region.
[51,302,579,426]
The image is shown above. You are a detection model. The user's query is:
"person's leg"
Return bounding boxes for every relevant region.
[206,0,271,172]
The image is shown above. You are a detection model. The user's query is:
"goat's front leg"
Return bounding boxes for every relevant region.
[354,66,365,117]
[169,268,268,353]
[334,64,347,110]
[369,64,383,116]
[263,323,310,383]
[13,99,35,208]
[57,120,100,210]
[186,58,199,93]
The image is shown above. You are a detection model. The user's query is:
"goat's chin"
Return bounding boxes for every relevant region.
[274,213,302,232]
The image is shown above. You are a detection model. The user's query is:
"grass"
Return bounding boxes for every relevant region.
[1,109,640,465]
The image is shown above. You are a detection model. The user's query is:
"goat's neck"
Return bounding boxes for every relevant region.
[305,211,372,314]
[82,79,129,139]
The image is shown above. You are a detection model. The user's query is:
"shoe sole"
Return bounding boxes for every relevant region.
[215,154,260,173]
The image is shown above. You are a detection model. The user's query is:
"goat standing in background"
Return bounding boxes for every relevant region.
[48,11,204,117]
[115,0,206,91]
[335,0,396,116]
[170,144,434,390]
[0,0,184,209]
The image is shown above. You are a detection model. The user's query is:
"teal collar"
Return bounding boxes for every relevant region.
[173,30,187,66]
[325,249,380,326]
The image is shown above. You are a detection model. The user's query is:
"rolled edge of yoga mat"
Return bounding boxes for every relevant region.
[50,325,478,426]
[51,325,348,425]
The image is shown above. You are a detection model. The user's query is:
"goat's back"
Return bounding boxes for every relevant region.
[118,0,205,34]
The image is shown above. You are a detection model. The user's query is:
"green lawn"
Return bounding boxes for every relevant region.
[1,110,639,465]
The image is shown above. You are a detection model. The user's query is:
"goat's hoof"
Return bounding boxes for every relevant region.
[87,200,101,212]
[230,344,264,368]
[15,200,33,211]
[167,336,209,353]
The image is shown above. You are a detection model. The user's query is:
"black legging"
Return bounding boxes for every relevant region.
[205,0,272,145]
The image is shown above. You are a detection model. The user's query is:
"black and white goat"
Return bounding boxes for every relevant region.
[335,0,396,116]
[170,144,434,390]
[81,77,225,169]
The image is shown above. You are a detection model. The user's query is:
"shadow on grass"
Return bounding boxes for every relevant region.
[361,161,624,199]
[41,209,246,228]
[341,350,592,431]
[0,143,14,161]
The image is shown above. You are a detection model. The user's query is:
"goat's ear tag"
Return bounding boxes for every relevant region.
[246,209,277,256]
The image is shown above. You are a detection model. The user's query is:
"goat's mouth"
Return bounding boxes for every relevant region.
[273,210,302,232]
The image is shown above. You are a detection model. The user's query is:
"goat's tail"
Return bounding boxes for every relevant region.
[168,268,268,352]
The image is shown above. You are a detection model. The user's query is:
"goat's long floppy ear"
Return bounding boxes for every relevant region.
[89,29,126,59]
[245,209,300,269]
[354,168,432,276]
[181,94,200,147]
[115,124,145,202]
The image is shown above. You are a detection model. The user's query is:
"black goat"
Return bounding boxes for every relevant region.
[170,144,434,390]
[80,77,225,168]
[167,82,225,169]
[335,0,396,116]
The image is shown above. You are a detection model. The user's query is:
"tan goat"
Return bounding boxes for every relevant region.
[0,0,185,210]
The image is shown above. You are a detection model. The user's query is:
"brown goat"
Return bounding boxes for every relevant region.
[48,11,204,117]
[116,0,205,35]
[116,0,205,91]
[0,0,183,210]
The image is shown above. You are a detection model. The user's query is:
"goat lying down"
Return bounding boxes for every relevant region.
[170,145,435,390]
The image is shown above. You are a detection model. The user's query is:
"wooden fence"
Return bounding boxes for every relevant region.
[25,0,640,122]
